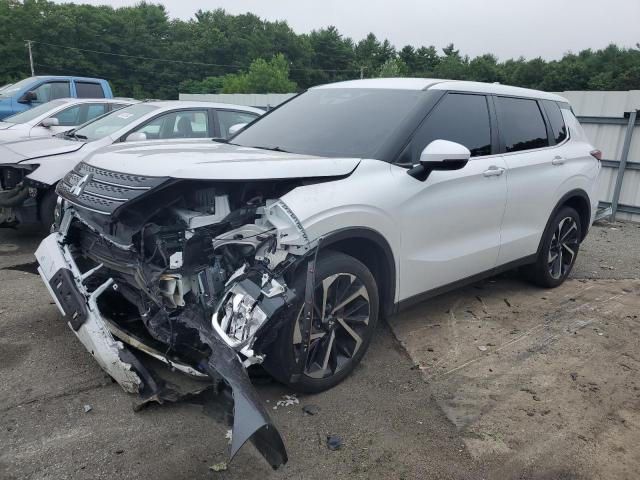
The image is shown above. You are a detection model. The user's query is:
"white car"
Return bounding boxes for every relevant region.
[0,97,135,142]
[0,101,262,227]
[35,78,600,467]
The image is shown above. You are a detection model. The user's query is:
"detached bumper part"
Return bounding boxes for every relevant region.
[203,338,287,468]
[35,234,142,393]
[35,233,288,469]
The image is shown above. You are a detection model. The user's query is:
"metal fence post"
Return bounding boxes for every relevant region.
[610,110,638,220]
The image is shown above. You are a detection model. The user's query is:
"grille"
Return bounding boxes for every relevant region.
[57,162,168,214]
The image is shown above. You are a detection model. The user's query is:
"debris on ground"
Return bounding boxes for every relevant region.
[302,404,320,416]
[225,430,232,444]
[478,345,488,352]
[209,462,228,472]
[326,435,343,451]
[83,404,92,413]
[274,394,299,409]
[570,372,578,381]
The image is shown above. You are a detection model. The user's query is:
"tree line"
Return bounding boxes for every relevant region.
[1,0,639,98]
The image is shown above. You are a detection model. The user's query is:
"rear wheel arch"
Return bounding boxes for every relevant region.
[319,228,396,318]
[538,189,591,253]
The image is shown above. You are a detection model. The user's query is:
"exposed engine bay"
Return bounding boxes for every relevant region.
[0,164,41,226]
[36,161,338,468]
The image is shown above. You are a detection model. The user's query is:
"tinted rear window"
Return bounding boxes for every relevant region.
[410,93,492,160]
[76,82,105,98]
[497,97,549,153]
[542,100,567,144]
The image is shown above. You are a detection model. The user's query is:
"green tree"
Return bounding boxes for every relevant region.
[355,33,395,77]
[220,54,297,93]
[378,58,407,77]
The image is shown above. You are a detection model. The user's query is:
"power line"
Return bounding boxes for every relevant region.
[28,40,362,73]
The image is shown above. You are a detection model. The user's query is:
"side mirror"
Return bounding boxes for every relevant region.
[228,123,247,136]
[408,140,471,181]
[125,132,147,142]
[41,117,59,128]
[18,91,37,104]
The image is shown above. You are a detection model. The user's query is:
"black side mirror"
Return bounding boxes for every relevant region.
[18,91,37,104]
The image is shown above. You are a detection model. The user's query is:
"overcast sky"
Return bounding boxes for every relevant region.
[54,0,639,60]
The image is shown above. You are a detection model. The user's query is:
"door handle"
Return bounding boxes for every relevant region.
[552,155,565,165]
[482,166,505,177]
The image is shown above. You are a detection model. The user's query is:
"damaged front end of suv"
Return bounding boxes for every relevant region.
[35,160,336,468]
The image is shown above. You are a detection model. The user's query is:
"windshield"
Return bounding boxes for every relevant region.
[3,99,68,124]
[73,104,158,141]
[0,77,38,97]
[231,88,427,159]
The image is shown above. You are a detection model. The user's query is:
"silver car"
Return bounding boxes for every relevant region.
[0,98,135,143]
[0,100,263,228]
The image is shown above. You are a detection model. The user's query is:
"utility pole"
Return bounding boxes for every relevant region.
[26,40,34,76]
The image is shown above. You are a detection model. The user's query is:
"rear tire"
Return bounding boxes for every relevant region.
[263,251,379,393]
[523,206,581,288]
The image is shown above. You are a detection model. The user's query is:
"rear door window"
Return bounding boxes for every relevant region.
[541,100,568,144]
[75,82,105,98]
[134,110,210,140]
[409,93,492,162]
[496,97,549,153]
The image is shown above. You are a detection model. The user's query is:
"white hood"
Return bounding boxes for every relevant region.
[84,139,361,180]
[0,136,85,164]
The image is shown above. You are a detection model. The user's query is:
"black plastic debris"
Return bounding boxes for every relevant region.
[302,404,320,416]
[326,435,343,451]
[570,372,578,381]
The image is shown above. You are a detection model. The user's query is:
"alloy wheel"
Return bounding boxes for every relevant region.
[293,273,371,379]
[548,216,579,279]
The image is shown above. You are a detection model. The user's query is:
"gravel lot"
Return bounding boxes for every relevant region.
[0,221,638,480]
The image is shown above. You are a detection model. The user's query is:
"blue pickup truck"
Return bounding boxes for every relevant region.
[0,76,113,119]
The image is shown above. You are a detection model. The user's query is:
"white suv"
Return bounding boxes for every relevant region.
[35,78,600,467]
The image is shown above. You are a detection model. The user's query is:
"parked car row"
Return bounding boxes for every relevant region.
[0,100,263,227]
[10,78,602,469]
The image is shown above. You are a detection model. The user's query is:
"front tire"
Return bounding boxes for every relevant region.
[524,206,581,288]
[263,251,379,393]
[39,189,57,232]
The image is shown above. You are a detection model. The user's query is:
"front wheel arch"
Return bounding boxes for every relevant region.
[319,227,396,318]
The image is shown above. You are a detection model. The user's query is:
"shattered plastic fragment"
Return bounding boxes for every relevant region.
[276,395,299,408]
[209,462,228,472]
[302,404,320,416]
[326,435,343,451]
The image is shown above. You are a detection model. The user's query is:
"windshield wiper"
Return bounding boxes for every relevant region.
[62,131,87,141]
[252,145,290,153]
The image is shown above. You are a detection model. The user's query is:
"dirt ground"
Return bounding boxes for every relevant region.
[0,221,639,480]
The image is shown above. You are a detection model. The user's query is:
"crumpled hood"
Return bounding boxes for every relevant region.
[0,136,85,164]
[84,139,361,180]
